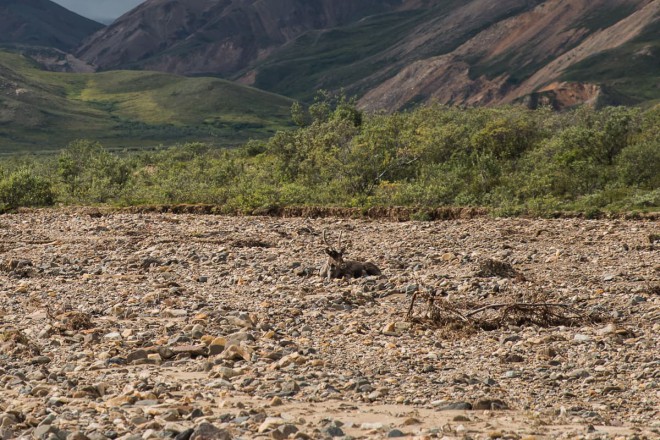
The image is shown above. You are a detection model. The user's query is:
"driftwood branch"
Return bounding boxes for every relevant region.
[465,302,572,318]
[407,292,598,330]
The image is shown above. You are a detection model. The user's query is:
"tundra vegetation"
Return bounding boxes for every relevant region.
[1,93,658,216]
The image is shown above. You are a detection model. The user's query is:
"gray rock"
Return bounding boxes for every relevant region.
[174,430,194,440]
[1,428,15,440]
[387,429,406,438]
[191,324,205,339]
[30,356,52,365]
[568,369,591,379]
[573,334,591,342]
[473,399,508,410]
[126,349,148,363]
[33,425,57,439]
[190,423,232,440]
[433,401,472,411]
[271,424,298,440]
[38,414,56,426]
[322,426,344,438]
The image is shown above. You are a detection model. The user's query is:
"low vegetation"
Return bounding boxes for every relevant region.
[1,93,658,216]
[0,51,293,153]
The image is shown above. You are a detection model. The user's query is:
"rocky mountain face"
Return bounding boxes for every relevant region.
[76,0,410,76]
[76,0,658,110]
[0,0,103,51]
[359,0,659,110]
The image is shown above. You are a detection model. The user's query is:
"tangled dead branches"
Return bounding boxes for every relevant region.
[0,329,41,357]
[45,307,95,332]
[407,291,602,331]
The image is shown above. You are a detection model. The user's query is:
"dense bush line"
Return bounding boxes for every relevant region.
[1,96,658,216]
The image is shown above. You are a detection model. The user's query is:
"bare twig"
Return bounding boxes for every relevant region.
[465,302,571,318]
[406,290,596,331]
[407,291,418,320]
[444,305,470,322]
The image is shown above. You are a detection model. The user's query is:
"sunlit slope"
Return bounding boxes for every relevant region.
[0,52,293,153]
[561,21,660,106]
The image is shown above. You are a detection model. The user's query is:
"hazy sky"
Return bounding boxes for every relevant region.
[51,0,145,24]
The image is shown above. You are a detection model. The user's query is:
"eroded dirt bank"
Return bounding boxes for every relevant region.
[1,211,658,439]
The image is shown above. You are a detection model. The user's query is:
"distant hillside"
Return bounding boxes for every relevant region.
[360,0,660,110]
[0,0,103,51]
[77,0,659,110]
[76,0,406,76]
[0,51,293,153]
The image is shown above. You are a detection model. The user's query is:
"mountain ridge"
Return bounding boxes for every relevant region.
[75,0,659,110]
[0,0,103,51]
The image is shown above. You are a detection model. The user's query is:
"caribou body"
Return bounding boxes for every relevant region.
[320,230,382,279]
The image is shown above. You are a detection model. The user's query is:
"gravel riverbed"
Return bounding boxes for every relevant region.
[1,210,658,440]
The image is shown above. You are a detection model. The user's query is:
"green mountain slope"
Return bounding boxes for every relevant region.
[0,52,293,153]
[77,0,659,110]
[249,9,431,100]
[0,0,103,51]
[561,21,660,106]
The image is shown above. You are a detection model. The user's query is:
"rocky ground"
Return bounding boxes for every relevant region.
[0,210,658,440]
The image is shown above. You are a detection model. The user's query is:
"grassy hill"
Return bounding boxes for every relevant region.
[0,51,294,153]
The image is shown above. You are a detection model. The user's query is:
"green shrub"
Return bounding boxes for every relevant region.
[1,101,657,214]
[0,169,55,210]
[617,140,660,189]
[58,140,131,203]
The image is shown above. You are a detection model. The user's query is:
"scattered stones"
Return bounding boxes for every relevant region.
[0,212,656,440]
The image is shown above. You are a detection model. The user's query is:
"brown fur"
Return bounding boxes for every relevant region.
[320,230,382,279]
